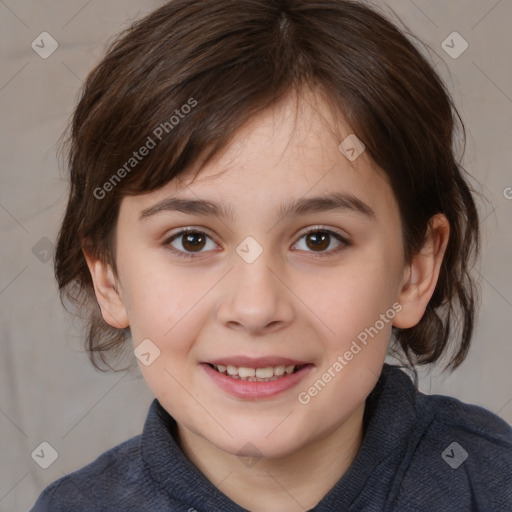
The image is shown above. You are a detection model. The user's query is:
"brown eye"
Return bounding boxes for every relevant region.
[181,232,206,252]
[165,229,217,258]
[164,226,350,260]
[305,231,330,251]
[293,227,350,257]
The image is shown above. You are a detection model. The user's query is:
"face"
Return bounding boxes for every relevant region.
[109,90,411,459]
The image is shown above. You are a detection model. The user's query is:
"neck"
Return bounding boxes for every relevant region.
[176,404,365,512]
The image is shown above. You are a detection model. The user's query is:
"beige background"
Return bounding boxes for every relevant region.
[0,1,511,510]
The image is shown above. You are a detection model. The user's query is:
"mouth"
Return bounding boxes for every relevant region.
[202,361,314,399]
[206,362,307,382]
[201,356,314,399]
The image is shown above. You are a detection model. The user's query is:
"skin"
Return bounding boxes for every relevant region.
[84,88,449,511]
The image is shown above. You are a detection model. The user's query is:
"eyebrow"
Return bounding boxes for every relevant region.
[139,192,376,222]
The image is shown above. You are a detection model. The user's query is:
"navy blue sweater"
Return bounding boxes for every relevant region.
[30,364,512,511]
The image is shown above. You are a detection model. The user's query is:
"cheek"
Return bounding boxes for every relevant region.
[313,253,399,360]
[119,250,206,346]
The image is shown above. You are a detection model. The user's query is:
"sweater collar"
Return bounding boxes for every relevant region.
[141,364,420,511]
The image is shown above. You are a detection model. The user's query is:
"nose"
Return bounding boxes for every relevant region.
[216,247,295,335]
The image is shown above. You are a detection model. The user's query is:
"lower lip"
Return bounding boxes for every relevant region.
[201,363,314,400]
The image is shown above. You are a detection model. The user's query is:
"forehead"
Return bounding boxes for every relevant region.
[121,90,397,223]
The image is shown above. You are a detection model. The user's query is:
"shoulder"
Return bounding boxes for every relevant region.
[419,389,512,454]
[403,385,512,510]
[382,364,512,449]
[29,435,145,512]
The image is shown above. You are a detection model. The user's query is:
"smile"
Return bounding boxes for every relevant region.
[208,363,305,382]
[202,361,314,399]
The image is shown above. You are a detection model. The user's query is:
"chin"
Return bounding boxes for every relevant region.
[209,424,309,460]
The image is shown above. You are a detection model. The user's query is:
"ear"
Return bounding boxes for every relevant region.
[82,246,129,329]
[393,214,450,329]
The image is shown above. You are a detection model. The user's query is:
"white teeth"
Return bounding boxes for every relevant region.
[212,363,302,381]
[255,367,274,378]
[238,367,256,378]
[274,365,285,376]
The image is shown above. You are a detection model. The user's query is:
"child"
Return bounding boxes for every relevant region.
[31,0,512,510]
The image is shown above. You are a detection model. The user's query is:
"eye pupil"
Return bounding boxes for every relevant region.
[306,232,330,251]
[183,232,205,251]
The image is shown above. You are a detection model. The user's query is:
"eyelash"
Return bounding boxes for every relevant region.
[163,226,351,260]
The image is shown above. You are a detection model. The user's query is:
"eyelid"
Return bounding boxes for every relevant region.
[297,224,349,241]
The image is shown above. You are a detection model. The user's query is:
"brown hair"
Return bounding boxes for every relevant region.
[55,0,480,374]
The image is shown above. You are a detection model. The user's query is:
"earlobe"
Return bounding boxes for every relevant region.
[82,247,129,329]
[393,214,450,329]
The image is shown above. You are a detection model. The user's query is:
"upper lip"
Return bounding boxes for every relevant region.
[205,356,311,367]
